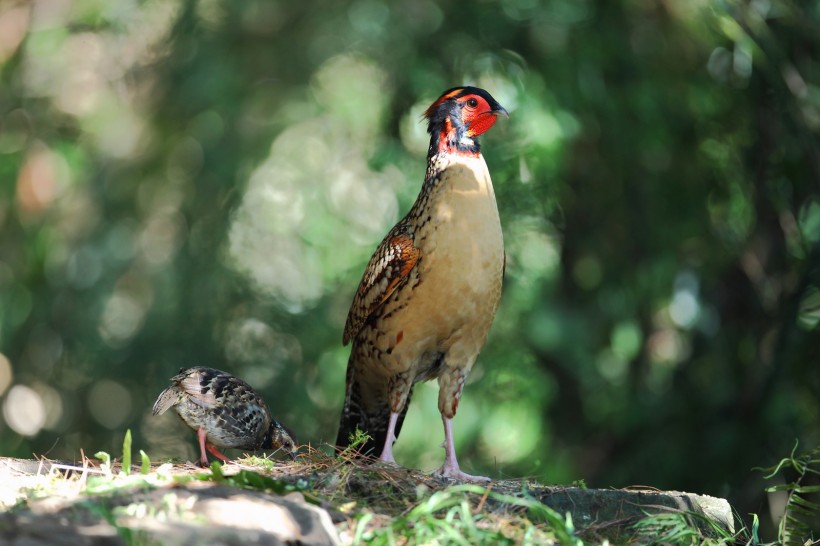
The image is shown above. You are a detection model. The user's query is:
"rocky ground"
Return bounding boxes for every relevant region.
[0,452,735,545]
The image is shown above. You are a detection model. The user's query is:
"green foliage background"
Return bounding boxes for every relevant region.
[0,0,818,539]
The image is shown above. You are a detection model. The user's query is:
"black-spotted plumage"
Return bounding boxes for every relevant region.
[152,367,297,466]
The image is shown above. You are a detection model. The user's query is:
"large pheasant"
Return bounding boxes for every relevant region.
[153,367,298,466]
[336,86,507,482]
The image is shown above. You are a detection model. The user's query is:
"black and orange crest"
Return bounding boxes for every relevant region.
[423,87,466,120]
[422,86,506,156]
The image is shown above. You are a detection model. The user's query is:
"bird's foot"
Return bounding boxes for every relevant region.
[379,449,396,465]
[433,464,491,483]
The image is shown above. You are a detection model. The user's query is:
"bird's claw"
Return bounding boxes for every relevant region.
[433,465,491,483]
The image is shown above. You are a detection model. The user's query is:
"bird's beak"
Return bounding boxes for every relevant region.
[288,449,298,461]
[493,105,509,119]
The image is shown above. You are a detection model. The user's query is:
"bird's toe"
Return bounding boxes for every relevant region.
[433,465,491,483]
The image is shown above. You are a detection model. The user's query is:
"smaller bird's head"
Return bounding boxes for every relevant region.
[424,86,508,156]
[264,421,299,460]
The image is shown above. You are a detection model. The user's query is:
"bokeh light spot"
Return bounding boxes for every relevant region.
[3,384,46,437]
[0,5,29,62]
[16,144,71,215]
[481,403,540,463]
[0,353,13,396]
[99,292,147,345]
[33,382,64,430]
[88,379,132,430]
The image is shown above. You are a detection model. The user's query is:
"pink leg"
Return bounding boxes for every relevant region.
[196,427,231,467]
[196,427,210,467]
[433,415,490,483]
[378,411,400,464]
[205,443,232,464]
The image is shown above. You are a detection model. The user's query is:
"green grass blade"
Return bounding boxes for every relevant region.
[139,450,150,475]
[121,429,132,476]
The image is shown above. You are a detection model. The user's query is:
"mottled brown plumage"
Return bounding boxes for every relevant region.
[336,87,507,482]
[153,367,297,466]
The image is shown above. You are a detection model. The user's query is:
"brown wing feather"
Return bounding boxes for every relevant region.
[170,367,221,408]
[343,224,420,345]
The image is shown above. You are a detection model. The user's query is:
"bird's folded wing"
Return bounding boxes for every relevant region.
[179,372,220,408]
[343,225,419,345]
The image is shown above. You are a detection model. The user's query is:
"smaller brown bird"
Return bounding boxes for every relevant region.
[152,366,298,466]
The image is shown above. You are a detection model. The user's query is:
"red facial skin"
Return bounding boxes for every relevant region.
[458,94,501,138]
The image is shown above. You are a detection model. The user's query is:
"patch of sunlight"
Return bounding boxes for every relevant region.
[0,5,29,63]
[84,97,147,159]
[506,216,561,287]
[98,286,152,347]
[32,381,63,430]
[475,72,519,113]
[480,402,540,463]
[647,328,690,368]
[312,53,389,150]
[3,384,46,436]
[138,212,186,268]
[668,271,701,329]
[21,0,176,162]
[326,158,402,245]
[223,318,303,379]
[513,99,570,149]
[228,111,400,311]
[54,32,105,116]
[0,354,11,396]
[196,0,226,29]
[16,143,72,216]
[109,0,181,67]
[88,379,132,429]
[669,291,699,328]
[399,100,433,156]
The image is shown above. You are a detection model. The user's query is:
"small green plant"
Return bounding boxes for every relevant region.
[342,428,372,457]
[122,429,132,476]
[758,441,820,546]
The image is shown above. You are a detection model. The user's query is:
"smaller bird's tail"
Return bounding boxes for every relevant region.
[151,386,179,416]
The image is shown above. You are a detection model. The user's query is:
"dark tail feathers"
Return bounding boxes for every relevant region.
[335,371,413,458]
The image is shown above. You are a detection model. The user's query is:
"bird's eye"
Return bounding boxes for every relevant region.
[466,98,478,108]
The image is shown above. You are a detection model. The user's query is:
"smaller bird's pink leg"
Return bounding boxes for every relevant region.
[378,411,400,464]
[434,415,490,483]
[205,442,232,464]
[196,427,210,467]
[196,427,231,467]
